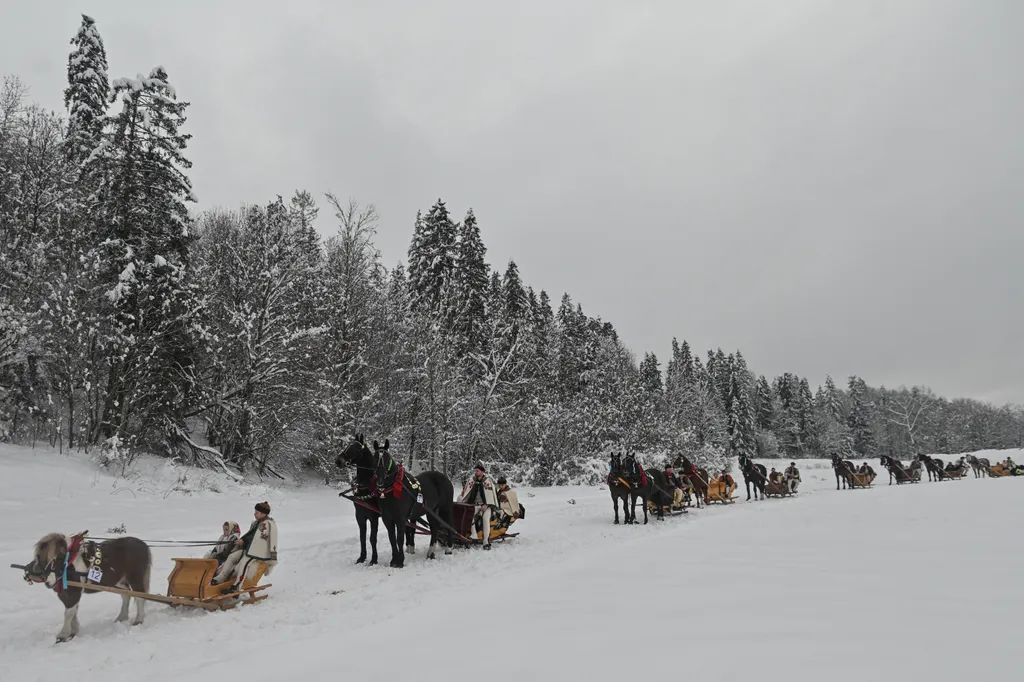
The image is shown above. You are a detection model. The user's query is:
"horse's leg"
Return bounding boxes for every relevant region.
[116,592,131,622]
[356,510,368,564]
[642,491,650,524]
[56,602,79,643]
[406,519,416,556]
[613,493,620,524]
[133,592,146,626]
[384,516,403,568]
[426,508,438,560]
[369,514,379,565]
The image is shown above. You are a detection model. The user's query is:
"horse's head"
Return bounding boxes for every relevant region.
[337,433,373,470]
[26,533,68,588]
[738,454,750,471]
[372,439,396,493]
[609,452,623,474]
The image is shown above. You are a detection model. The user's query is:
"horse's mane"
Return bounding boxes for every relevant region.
[35,533,67,564]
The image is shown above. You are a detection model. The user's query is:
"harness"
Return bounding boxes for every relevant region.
[50,533,103,594]
[372,461,420,500]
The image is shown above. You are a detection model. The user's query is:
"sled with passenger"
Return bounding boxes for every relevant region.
[848,469,876,488]
[706,478,737,504]
[13,529,274,642]
[451,501,522,545]
[763,479,794,498]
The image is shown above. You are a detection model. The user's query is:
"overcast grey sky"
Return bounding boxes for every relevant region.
[2,1,1021,404]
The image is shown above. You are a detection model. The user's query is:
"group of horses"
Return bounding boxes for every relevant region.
[830,452,997,490]
[606,452,778,524]
[335,434,457,569]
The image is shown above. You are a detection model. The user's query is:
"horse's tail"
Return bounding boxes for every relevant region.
[140,542,152,592]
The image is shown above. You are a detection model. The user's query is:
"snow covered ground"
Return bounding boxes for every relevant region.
[2,445,1022,682]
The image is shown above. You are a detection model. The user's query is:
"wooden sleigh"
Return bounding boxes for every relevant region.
[848,471,876,488]
[451,503,520,545]
[706,480,736,504]
[938,467,968,481]
[42,557,273,612]
[764,480,796,498]
[988,464,1013,478]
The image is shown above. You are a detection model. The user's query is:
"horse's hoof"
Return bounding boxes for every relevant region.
[444,549,452,555]
[407,547,416,555]
[115,615,129,623]
[131,619,143,627]
[56,634,74,644]
[614,519,620,525]
[368,559,378,566]
[355,556,366,564]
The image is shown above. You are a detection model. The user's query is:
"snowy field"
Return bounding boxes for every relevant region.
[2,445,1022,682]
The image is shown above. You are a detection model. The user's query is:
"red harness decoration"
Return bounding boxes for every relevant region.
[370,464,405,499]
[54,534,86,594]
[637,464,648,487]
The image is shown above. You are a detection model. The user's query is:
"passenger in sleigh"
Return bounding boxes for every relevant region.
[784,462,801,492]
[494,477,524,529]
[662,464,687,508]
[206,521,241,565]
[768,468,781,485]
[715,470,737,497]
[460,463,499,550]
[215,502,278,586]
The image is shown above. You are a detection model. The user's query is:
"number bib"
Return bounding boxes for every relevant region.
[87,566,103,583]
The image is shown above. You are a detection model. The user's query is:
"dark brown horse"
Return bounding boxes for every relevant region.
[917,454,944,482]
[831,453,856,489]
[608,452,632,524]
[336,434,381,565]
[23,532,151,643]
[737,454,767,501]
[672,454,710,508]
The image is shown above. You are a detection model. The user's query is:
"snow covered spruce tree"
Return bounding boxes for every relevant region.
[63,15,109,164]
[85,66,203,456]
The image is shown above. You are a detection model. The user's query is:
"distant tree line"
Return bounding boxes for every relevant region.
[1,16,1020,483]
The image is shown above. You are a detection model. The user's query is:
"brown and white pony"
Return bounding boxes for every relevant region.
[23,532,151,642]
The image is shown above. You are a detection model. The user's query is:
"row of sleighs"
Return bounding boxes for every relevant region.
[606,453,804,521]
[832,452,1021,489]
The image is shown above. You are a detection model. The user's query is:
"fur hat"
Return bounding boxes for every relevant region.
[497,476,507,485]
[474,461,485,473]
[255,501,271,514]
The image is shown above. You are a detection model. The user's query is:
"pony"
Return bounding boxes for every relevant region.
[737,454,767,501]
[831,453,856,490]
[966,454,990,479]
[672,454,710,508]
[372,439,456,567]
[336,433,381,565]
[22,532,151,643]
[608,452,633,524]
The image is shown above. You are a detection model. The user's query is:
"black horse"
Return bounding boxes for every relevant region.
[831,453,856,490]
[335,434,381,565]
[917,453,944,482]
[393,454,455,559]
[622,453,673,523]
[608,453,632,524]
[880,455,911,485]
[372,439,457,567]
[737,454,767,501]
